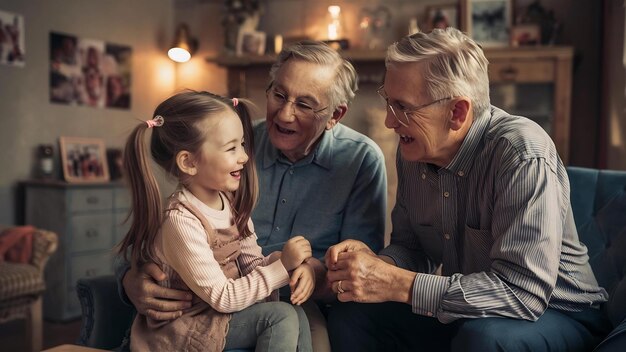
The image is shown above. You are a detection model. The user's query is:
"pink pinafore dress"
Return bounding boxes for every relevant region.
[131,195,243,352]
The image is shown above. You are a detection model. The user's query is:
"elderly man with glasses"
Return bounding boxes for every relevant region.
[325,28,610,351]
[116,41,387,352]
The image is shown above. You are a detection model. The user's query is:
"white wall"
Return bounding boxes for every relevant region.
[0,0,176,224]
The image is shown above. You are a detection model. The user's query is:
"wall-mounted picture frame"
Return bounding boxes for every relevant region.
[460,0,512,47]
[510,24,541,47]
[59,136,110,183]
[236,30,266,56]
[425,4,459,32]
[50,31,132,109]
[0,9,25,67]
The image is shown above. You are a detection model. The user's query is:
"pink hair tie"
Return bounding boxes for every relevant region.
[146,115,164,128]
[232,98,239,107]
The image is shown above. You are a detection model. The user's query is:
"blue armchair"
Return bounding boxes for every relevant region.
[567,167,626,350]
[75,166,626,350]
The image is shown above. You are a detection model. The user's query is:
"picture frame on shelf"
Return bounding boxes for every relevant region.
[460,0,512,47]
[59,136,110,183]
[510,24,541,47]
[236,30,266,56]
[425,4,459,32]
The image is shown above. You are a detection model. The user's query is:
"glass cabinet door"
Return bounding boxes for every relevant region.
[490,83,554,134]
[485,47,573,163]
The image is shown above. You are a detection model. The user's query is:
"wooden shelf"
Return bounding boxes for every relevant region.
[207,49,388,67]
[207,46,572,68]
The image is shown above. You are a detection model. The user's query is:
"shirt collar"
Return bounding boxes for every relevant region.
[444,106,493,177]
[261,128,334,170]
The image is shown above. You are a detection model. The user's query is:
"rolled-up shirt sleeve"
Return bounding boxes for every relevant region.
[412,159,564,323]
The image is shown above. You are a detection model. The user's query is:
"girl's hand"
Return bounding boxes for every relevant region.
[289,261,315,305]
[280,235,312,271]
[267,250,282,264]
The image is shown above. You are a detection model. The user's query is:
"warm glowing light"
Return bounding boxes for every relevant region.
[328,24,338,40]
[274,35,283,54]
[328,6,341,17]
[156,58,176,89]
[327,5,342,40]
[168,47,191,63]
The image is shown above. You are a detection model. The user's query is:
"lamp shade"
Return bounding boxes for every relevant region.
[168,24,197,63]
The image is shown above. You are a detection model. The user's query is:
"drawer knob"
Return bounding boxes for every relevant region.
[499,66,518,81]
[86,196,99,204]
[85,229,99,238]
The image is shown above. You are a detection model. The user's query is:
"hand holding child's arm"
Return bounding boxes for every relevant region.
[123,262,192,320]
[280,235,311,271]
[289,261,315,305]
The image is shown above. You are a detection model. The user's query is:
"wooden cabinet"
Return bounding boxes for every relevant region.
[23,181,130,321]
[486,47,573,163]
[210,46,573,163]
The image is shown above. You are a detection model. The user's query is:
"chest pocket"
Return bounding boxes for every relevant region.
[412,224,443,264]
[292,209,342,257]
[463,225,493,273]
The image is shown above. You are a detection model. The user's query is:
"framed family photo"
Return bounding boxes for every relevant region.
[236,30,266,56]
[59,136,110,183]
[510,24,541,46]
[425,4,459,32]
[460,0,512,47]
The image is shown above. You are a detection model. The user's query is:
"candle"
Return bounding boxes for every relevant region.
[274,35,283,54]
[327,5,342,40]
[328,24,338,40]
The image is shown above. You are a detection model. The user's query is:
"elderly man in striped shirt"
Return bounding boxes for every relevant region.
[326,27,610,352]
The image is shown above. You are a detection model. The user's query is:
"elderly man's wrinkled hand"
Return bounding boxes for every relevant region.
[324,239,373,270]
[326,250,394,303]
[123,263,192,321]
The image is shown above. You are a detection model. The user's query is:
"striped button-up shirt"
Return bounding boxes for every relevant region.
[379,106,608,323]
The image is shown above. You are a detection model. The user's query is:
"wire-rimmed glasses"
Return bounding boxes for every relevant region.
[266,86,328,120]
[377,85,453,127]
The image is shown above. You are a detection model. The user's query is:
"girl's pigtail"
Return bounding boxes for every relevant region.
[232,99,258,238]
[118,120,163,266]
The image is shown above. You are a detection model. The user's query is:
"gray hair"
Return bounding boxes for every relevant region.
[268,40,358,111]
[386,27,490,118]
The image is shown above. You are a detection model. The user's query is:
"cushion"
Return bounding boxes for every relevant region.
[594,317,626,351]
[0,262,45,301]
[0,226,34,264]
[567,167,626,327]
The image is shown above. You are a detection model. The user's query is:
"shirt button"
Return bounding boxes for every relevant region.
[421,173,426,179]
[289,169,294,175]
[458,170,465,177]
[444,233,451,240]
[275,226,280,231]
[281,199,286,204]
[443,191,450,198]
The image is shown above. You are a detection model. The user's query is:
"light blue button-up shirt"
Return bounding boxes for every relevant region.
[252,121,387,260]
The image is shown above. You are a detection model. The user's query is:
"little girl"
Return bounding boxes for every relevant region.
[118,90,313,351]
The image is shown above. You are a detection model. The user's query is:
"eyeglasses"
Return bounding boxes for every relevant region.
[266,87,328,120]
[377,85,453,127]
